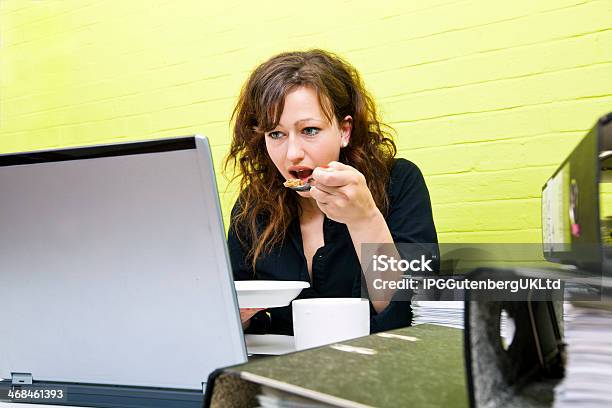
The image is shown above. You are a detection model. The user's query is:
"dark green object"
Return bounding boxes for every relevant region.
[209,324,468,408]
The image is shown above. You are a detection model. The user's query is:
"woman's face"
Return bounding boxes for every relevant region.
[264,86,351,198]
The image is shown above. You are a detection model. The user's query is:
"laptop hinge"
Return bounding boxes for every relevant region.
[11,372,33,385]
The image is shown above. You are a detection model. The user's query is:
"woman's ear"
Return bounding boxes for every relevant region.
[340,115,352,148]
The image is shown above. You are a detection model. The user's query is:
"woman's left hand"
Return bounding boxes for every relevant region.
[310,161,380,226]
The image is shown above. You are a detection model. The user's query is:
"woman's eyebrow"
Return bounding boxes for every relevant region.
[294,118,324,125]
[270,118,325,131]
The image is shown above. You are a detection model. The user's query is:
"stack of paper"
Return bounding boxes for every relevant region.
[412,301,465,329]
[412,301,516,345]
[554,303,612,407]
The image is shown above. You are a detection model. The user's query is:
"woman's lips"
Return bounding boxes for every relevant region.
[289,168,314,181]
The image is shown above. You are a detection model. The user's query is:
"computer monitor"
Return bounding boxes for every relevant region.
[542,112,612,275]
[0,136,247,407]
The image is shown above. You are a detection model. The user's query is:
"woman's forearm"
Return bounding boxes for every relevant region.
[346,208,399,313]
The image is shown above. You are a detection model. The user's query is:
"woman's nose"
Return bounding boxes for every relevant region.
[286,135,304,162]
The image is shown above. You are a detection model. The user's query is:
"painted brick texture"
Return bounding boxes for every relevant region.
[1,0,611,242]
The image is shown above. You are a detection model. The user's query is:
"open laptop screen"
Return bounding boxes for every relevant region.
[0,136,246,393]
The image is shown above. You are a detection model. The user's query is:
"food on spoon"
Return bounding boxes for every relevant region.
[283,178,306,188]
[284,167,314,189]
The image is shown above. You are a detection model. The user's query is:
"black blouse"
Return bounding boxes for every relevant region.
[228,158,438,335]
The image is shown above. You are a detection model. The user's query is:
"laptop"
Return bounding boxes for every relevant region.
[0,136,247,407]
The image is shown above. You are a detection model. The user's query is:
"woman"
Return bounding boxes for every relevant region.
[225,49,437,334]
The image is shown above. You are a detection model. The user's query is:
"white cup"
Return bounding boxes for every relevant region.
[292,298,370,351]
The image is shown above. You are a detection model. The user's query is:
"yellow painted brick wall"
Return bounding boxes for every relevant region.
[1,0,611,242]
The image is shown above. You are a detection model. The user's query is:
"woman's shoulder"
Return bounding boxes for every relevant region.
[385,157,432,209]
[385,158,437,242]
[388,158,426,190]
[390,157,420,176]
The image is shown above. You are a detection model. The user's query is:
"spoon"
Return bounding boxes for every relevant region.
[287,178,314,192]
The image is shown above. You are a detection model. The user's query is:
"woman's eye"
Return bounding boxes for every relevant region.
[303,127,320,136]
[267,131,284,140]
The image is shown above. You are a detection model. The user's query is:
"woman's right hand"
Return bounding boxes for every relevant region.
[240,308,265,329]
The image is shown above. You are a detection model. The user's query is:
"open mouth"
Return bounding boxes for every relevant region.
[289,168,313,181]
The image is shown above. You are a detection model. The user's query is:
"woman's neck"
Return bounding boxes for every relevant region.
[299,197,323,219]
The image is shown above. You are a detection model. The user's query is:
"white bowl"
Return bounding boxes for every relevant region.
[234,280,310,309]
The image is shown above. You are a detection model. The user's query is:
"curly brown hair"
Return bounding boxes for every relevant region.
[225,49,397,272]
